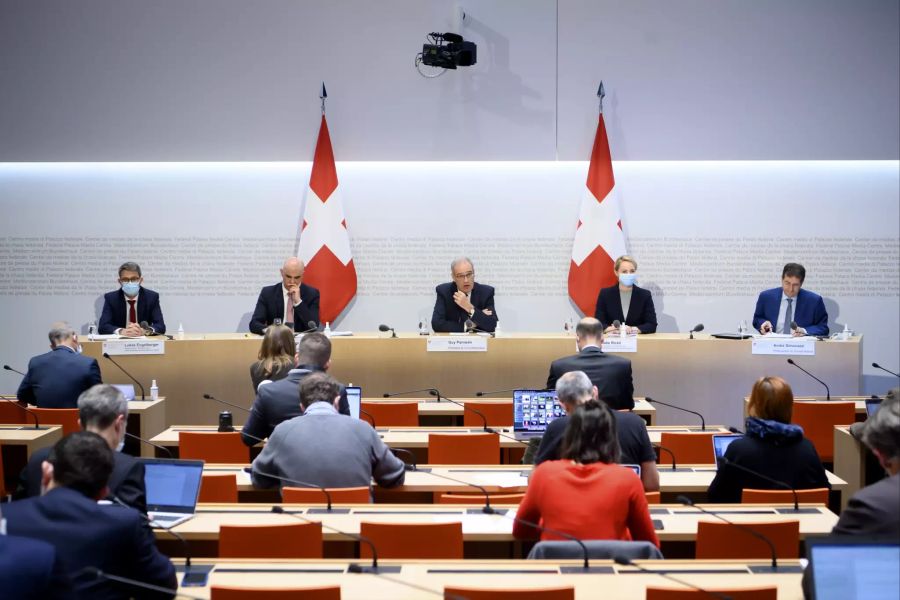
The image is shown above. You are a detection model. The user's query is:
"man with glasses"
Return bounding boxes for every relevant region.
[431,257,498,333]
[250,257,321,334]
[98,261,166,336]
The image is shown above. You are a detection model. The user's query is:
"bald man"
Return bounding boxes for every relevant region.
[250,258,321,334]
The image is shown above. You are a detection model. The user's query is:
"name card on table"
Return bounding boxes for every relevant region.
[102,339,166,355]
[601,336,638,353]
[751,337,815,356]
[427,337,488,352]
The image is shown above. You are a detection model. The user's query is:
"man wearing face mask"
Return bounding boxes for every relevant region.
[98,261,166,336]
[594,255,657,335]
[17,322,102,409]
[431,257,498,333]
[16,384,147,514]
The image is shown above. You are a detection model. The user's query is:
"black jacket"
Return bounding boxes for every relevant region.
[594,284,657,334]
[431,281,498,333]
[546,347,634,410]
[249,282,320,334]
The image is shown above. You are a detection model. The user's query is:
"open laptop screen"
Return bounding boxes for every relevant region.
[809,539,899,600]
[712,434,743,468]
[513,390,565,433]
[866,398,882,417]
[345,386,361,420]
[143,458,204,513]
[112,384,136,401]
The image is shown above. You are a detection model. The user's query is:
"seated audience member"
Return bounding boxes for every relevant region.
[17,322,102,409]
[431,257,498,333]
[513,400,659,546]
[98,261,166,336]
[249,257,320,334]
[241,332,350,446]
[0,535,72,600]
[594,255,658,334]
[17,384,146,513]
[249,324,296,392]
[3,432,176,599]
[708,376,829,503]
[753,262,828,336]
[534,371,659,492]
[251,372,406,494]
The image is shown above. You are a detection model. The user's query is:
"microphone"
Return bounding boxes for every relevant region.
[475,388,519,397]
[359,407,376,428]
[202,393,251,413]
[677,495,779,572]
[689,323,704,340]
[388,447,418,471]
[102,353,146,400]
[429,389,492,432]
[139,321,174,340]
[786,358,830,401]
[656,445,677,471]
[728,426,744,434]
[383,388,440,401]
[111,495,195,579]
[299,320,318,334]
[646,397,706,430]
[75,567,203,600]
[2,364,25,376]
[717,457,801,511]
[271,506,381,572]
[790,320,799,332]
[0,396,41,429]
[124,431,173,458]
[492,510,596,571]
[612,557,732,600]
[612,319,622,331]
[872,362,900,378]
[250,469,337,512]
[378,324,398,338]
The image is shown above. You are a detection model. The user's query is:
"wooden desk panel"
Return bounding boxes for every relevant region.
[126,398,167,457]
[0,424,63,457]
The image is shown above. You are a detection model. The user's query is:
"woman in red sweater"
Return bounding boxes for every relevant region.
[513,399,659,547]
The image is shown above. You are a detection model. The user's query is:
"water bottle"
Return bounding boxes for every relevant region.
[324,322,332,337]
[177,323,185,340]
[494,322,502,338]
[150,379,159,401]
[88,320,97,340]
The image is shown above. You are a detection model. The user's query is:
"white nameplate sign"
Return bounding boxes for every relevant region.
[427,337,488,352]
[102,339,166,355]
[601,336,638,353]
[751,337,815,356]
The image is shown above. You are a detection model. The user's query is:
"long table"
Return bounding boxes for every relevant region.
[83,333,862,429]
[743,396,872,422]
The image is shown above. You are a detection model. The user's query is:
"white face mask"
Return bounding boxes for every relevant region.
[115,438,125,452]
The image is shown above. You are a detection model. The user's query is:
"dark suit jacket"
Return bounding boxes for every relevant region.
[17,347,102,408]
[241,366,350,446]
[534,410,657,466]
[431,281,498,333]
[831,473,899,537]
[3,486,176,600]
[546,346,635,410]
[0,535,72,600]
[594,284,658,334]
[17,446,147,514]
[752,287,829,336]
[98,287,166,335]
[249,282,320,334]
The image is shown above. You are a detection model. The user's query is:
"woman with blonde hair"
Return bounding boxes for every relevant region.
[594,255,657,334]
[249,325,296,391]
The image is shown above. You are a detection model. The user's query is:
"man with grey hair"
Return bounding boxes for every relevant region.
[16,384,147,513]
[534,371,659,492]
[431,257,498,333]
[99,261,166,336]
[17,322,101,408]
[250,257,321,334]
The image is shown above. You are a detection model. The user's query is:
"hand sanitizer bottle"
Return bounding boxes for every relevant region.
[177,323,185,340]
[494,322,502,338]
[150,379,159,401]
[324,322,332,337]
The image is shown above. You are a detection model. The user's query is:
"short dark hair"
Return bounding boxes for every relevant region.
[561,400,620,465]
[47,431,114,499]
[299,372,341,410]
[297,332,332,368]
[781,263,806,283]
[575,317,604,340]
[118,262,142,277]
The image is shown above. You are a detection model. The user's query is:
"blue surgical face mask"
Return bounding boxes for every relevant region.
[618,273,637,287]
[122,282,140,296]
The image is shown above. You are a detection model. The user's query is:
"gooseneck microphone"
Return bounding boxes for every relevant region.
[299,320,318,334]
[124,431,173,458]
[491,511,594,571]
[646,397,706,430]
[202,393,251,413]
[383,388,441,401]
[251,469,337,512]
[717,457,802,511]
[389,447,418,471]
[728,426,744,434]
[656,446,677,471]
[872,362,900,378]
[378,324,398,338]
[102,353,146,400]
[0,397,41,429]
[786,358,830,400]
[689,323,704,339]
[359,407,376,428]
[613,557,732,600]
[474,388,519,397]
[429,389,492,432]
[76,567,203,600]
[271,506,379,570]
[3,364,25,376]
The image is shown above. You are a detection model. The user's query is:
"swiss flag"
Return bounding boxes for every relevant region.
[298,115,357,323]
[567,113,627,316]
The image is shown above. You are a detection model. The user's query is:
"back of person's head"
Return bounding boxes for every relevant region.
[575,317,604,342]
[561,399,621,464]
[47,321,76,348]
[555,371,593,408]
[257,324,296,374]
[297,332,332,368]
[47,431,113,499]
[862,387,900,461]
[747,376,794,423]
[299,371,341,410]
[77,384,128,430]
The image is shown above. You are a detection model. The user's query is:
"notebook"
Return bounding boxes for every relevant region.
[712,434,743,469]
[142,458,205,529]
[512,389,565,439]
[345,386,361,420]
[808,537,899,600]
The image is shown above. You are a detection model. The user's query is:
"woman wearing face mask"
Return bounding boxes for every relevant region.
[594,255,658,335]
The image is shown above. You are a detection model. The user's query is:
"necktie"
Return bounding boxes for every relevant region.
[285,293,294,328]
[127,299,136,325]
[783,298,793,334]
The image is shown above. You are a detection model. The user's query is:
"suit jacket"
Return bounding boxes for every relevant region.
[17,446,147,514]
[594,284,658,334]
[17,347,102,408]
[98,287,166,335]
[431,281,498,333]
[241,366,350,446]
[546,347,634,410]
[0,535,72,600]
[534,411,657,466]
[249,282,320,335]
[3,486,176,600]
[831,473,900,538]
[752,287,829,336]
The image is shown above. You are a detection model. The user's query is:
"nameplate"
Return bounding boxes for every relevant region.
[751,337,815,356]
[102,339,166,355]
[601,336,637,353]
[427,337,488,352]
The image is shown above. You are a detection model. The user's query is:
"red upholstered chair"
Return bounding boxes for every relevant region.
[179,431,249,463]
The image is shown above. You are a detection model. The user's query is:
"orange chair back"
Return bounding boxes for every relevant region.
[658,432,718,464]
[644,491,661,504]
[741,487,829,505]
[429,433,500,464]
[438,492,525,505]
[791,401,856,462]
[360,522,463,559]
[0,401,29,424]
[30,408,80,435]
[647,587,777,600]
[282,486,370,504]
[212,585,340,599]
[199,474,238,503]
[219,522,323,558]
[360,401,419,427]
[695,520,799,559]
[462,401,513,427]
[445,587,574,600]
[179,431,249,463]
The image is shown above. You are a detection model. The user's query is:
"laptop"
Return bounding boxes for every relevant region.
[142,458,205,528]
[808,537,899,600]
[512,389,565,439]
[622,464,641,476]
[865,397,882,417]
[345,386,361,420]
[112,384,136,401]
[712,433,743,468]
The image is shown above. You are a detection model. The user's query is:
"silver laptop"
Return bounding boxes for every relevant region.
[712,434,743,469]
[345,386,361,420]
[512,389,566,439]
[142,458,204,528]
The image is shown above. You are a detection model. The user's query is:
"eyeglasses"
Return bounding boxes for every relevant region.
[453,271,475,281]
[119,277,141,283]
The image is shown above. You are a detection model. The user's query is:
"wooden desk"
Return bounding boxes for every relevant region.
[833,425,868,511]
[744,396,871,422]
[0,425,62,492]
[126,398,167,457]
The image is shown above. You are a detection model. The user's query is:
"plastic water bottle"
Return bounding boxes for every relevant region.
[494,322,502,338]
[324,322,332,337]
[840,323,851,341]
[620,324,627,338]
[150,379,159,401]
[177,323,185,340]
[88,320,97,340]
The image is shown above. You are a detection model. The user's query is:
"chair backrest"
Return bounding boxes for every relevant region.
[695,520,800,559]
[282,486,371,504]
[462,401,513,427]
[428,433,500,464]
[211,585,340,599]
[658,432,718,464]
[0,451,5,496]
[0,401,29,424]
[646,587,777,600]
[644,491,661,504]
[438,492,525,505]
[218,522,323,558]
[360,401,419,427]
[527,540,664,561]
[30,408,80,435]
[179,431,249,463]
[791,401,856,462]
[199,473,238,503]
[741,487,829,505]
[445,587,574,600]
[360,522,463,559]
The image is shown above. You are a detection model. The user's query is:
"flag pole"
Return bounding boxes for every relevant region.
[320,82,327,115]
[597,81,605,114]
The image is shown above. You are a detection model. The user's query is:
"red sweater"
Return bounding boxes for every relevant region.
[513,460,659,547]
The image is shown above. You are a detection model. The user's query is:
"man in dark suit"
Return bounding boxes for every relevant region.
[431,257,498,333]
[17,384,146,513]
[241,332,350,445]
[17,322,102,408]
[0,535,72,599]
[3,431,177,600]
[753,262,828,336]
[250,257,320,334]
[546,317,634,410]
[98,262,166,336]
